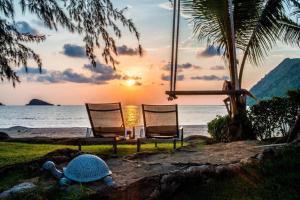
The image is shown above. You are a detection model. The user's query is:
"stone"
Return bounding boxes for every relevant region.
[215,165,226,174]
[0,132,10,140]
[0,182,36,198]
[257,148,276,161]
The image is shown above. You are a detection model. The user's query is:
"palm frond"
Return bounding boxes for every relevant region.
[238,0,300,85]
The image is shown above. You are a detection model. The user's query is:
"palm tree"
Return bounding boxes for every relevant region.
[0,0,141,86]
[182,0,300,139]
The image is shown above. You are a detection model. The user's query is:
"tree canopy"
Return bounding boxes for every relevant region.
[0,0,141,86]
[182,0,300,87]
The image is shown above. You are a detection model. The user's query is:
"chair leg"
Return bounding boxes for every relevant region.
[173,139,176,149]
[113,138,117,154]
[181,129,184,146]
[137,139,141,152]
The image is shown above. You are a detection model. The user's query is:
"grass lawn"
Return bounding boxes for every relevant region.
[0,141,187,168]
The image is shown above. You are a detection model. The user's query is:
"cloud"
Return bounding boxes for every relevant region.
[31,19,45,27]
[122,75,142,80]
[16,21,38,35]
[32,68,103,84]
[30,68,119,84]
[17,66,46,74]
[158,2,172,10]
[191,75,229,81]
[19,61,143,85]
[161,74,184,81]
[84,62,114,75]
[134,81,142,86]
[62,44,86,58]
[198,45,221,57]
[117,45,139,56]
[158,2,190,18]
[22,60,122,84]
[210,65,225,70]
[84,61,122,81]
[162,62,201,72]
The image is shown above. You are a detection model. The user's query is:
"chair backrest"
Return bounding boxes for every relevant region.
[85,103,125,138]
[142,104,179,138]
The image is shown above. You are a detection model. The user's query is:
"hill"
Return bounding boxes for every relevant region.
[26,99,53,106]
[248,58,300,105]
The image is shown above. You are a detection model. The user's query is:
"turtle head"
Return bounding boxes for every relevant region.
[42,161,63,179]
[103,176,117,188]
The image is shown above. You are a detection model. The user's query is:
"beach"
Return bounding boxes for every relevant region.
[0,105,227,138]
[0,125,209,138]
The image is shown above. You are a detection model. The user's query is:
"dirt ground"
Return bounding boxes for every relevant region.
[108,140,263,187]
[0,138,266,199]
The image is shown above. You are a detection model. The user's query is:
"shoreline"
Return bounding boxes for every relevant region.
[0,125,210,138]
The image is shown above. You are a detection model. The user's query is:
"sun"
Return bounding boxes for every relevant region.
[126,79,136,86]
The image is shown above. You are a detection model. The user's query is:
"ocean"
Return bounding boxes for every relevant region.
[0,105,227,137]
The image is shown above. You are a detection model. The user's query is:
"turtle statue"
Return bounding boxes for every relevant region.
[43,154,115,187]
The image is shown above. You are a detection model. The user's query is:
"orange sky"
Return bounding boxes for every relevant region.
[1,0,299,105]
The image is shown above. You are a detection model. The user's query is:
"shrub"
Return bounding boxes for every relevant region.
[248,90,298,140]
[208,115,230,142]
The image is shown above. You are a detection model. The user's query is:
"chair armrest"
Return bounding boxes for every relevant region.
[179,126,184,138]
[86,128,92,138]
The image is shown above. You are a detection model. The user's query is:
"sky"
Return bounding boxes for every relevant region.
[1,0,300,105]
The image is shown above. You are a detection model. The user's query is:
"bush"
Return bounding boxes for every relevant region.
[208,115,230,142]
[248,91,298,140]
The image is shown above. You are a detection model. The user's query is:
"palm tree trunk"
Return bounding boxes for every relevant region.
[226,0,253,140]
[227,0,240,118]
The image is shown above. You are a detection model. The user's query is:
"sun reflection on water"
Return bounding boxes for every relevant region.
[124,105,142,127]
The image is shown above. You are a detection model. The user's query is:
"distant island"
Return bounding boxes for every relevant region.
[0,103,4,106]
[26,99,54,106]
[248,58,300,105]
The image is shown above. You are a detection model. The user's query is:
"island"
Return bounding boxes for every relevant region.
[26,99,54,106]
[0,103,4,106]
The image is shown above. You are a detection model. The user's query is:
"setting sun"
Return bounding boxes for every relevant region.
[126,79,136,86]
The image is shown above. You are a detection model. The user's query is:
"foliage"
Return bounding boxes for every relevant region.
[260,145,300,200]
[0,0,141,85]
[287,88,300,106]
[181,0,300,87]
[248,91,298,140]
[207,115,230,142]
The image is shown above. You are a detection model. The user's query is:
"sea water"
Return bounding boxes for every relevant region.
[0,105,227,137]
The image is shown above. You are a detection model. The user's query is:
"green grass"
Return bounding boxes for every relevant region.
[0,141,186,168]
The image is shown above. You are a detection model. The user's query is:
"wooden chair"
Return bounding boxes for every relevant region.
[137,104,184,152]
[84,103,126,153]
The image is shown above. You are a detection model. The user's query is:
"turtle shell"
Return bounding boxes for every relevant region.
[63,154,112,183]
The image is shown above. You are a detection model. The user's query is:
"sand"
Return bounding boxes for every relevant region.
[0,125,209,138]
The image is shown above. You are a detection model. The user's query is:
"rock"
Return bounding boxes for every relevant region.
[185,165,214,175]
[227,163,241,173]
[215,165,226,174]
[0,182,36,198]
[0,132,10,140]
[0,102,4,106]
[26,99,53,106]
